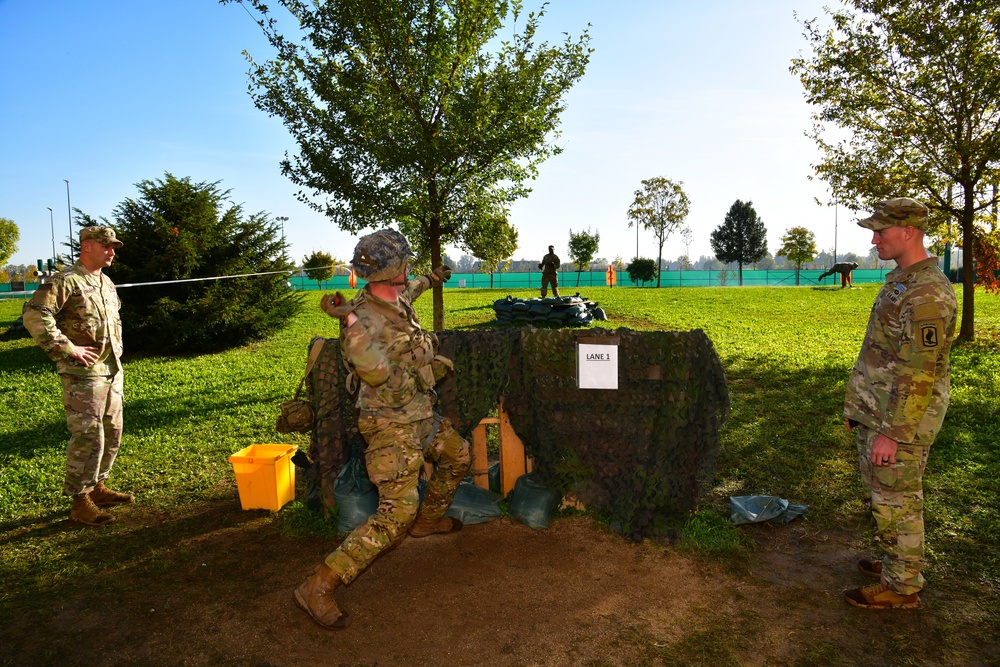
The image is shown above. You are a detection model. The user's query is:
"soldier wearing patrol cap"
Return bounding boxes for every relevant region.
[294,228,470,630]
[23,226,133,527]
[539,244,561,297]
[842,197,957,610]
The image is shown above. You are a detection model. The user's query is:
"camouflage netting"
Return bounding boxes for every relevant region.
[306,327,729,539]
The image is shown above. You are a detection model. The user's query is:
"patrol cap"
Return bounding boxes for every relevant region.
[351,228,413,283]
[79,226,124,247]
[857,197,929,231]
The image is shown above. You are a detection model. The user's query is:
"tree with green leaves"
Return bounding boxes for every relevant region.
[302,250,338,289]
[626,257,656,287]
[709,200,768,286]
[791,0,1000,339]
[776,227,818,286]
[568,228,600,287]
[466,215,518,289]
[104,173,301,353]
[0,217,19,268]
[627,178,690,287]
[225,0,591,330]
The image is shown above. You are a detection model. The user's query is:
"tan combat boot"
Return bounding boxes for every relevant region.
[293,565,351,630]
[844,582,921,610]
[408,514,463,538]
[70,493,115,527]
[90,480,134,506]
[858,558,883,578]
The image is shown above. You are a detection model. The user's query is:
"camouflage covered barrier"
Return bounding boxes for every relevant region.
[307,327,729,539]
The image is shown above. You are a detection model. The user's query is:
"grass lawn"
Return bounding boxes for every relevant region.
[1,283,998,663]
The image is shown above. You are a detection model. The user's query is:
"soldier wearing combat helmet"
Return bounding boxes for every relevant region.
[294,228,470,630]
[842,197,957,610]
[23,225,134,527]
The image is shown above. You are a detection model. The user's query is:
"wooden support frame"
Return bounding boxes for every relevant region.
[471,397,531,495]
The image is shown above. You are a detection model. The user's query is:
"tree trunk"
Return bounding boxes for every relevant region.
[738,262,743,286]
[430,214,444,332]
[959,188,976,340]
[656,242,663,288]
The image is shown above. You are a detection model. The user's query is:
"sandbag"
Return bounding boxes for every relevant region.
[509,472,561,530]
[333,455,378,533]
[444,482,503,525]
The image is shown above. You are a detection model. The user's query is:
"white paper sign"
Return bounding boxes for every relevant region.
[458,279,467,287]
[577,343,618,390]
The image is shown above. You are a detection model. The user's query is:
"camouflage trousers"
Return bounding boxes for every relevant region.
[60,372,124,496]
[542,273,559,299]
[325,413,471,584]
[856,425,930,595]
[540,273,559,298]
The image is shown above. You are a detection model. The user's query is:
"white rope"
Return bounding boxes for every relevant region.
[1,264,348,296]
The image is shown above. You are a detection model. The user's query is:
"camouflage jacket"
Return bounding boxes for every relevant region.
[340,276,449,423]
[844,257,956,445]
[539,252,561,275]
[23,261,123,377]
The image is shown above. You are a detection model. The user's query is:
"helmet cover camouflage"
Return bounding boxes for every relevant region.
[351,229,413,282]
[858,197,929,231]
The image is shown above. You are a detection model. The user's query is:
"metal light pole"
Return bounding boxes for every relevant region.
[47,207,56,263]
[834,199,838,264]
[64,179,74,261]
[276,215,288,245]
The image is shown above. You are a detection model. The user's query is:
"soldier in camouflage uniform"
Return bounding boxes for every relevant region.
[294,229,470,630]
[539,245,561,297]
[23,226,134,527]
[842,198,957,610]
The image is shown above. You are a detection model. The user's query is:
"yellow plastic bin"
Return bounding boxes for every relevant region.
[228,443,297,511]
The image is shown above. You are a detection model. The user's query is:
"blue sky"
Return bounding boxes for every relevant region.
[0,0,869,270]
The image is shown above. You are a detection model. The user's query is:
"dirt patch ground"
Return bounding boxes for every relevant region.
[3,500,997,667]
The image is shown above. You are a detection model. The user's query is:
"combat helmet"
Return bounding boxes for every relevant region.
[351,229,413,283]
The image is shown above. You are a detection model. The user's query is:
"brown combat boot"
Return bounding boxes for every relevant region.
[90,480,134,506]
[844,582,921,610]
[293,565,351,630]
[408,514,463,538]
[70,493,115,527]
[858,558,883,578]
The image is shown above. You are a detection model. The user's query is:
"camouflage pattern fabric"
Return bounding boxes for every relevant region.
[22,261,123,377]
[60,372,124,495]
[341,278,437,421]
[844,257,957,445]
[539,251,561,275]
[350,229,412,282]
[503,327,730,541]
[855,425,930,595]
[844,257,955,595]
[324,414,469,583]
[307,326,729,542]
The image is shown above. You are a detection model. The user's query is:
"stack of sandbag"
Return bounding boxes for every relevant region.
[493,295,606,327]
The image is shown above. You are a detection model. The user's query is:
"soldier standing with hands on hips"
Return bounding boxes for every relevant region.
[23,226,133,527]
[294,229,471,630]
[843,198,956,610]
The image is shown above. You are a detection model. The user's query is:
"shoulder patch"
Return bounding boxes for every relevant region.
[912,302,943,321]
[36,283,53,292]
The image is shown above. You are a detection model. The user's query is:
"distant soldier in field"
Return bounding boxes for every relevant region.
[22,226,133,527]
[843,198,956,610]
[539,244,561,298]
[818,261,860,288]
[294,228,470,630]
